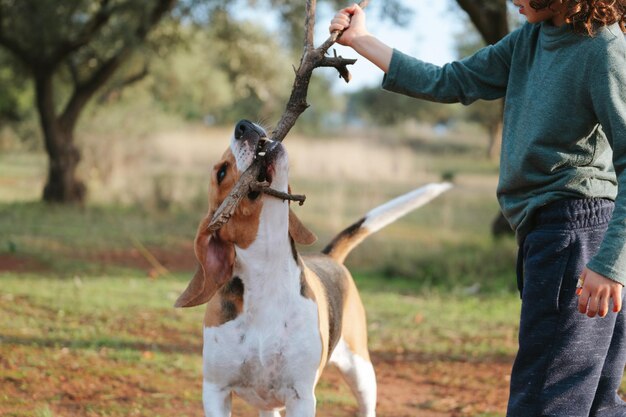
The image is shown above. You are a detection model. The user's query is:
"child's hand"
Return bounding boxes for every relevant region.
[329,4,369,47]
[577,267,623,317]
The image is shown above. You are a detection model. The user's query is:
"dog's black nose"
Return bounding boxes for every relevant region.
[234,120,250,140]
[235,120,255,140]
[234,120,266,141]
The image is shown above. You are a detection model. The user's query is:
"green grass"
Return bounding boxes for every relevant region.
[362,289,520,358]
[0,273,519,416]
[0,152,47,201]
[0,272,519,416]
[0,272,205,417]
[0,272,520,358]
[0,201,197,249]
[0,201,202,279]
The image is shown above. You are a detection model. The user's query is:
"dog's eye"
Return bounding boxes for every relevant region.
[217,164,228,184]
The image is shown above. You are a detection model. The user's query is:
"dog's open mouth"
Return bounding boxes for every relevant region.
[248,137,280,200]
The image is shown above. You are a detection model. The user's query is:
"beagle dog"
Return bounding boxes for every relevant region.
[175,120,451,417]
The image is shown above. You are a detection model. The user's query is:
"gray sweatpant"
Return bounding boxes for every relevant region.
[507,198,626,417]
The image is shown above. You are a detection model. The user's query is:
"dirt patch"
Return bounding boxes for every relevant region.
[0,253,49,273]
[81,243,196,274]
[0,344,511,417]
[0,245,195,276]
[371,353,510,416]
[229,356,511,416]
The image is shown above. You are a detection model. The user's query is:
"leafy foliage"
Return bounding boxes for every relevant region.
[348,87,461,126]
[0,0,176,202]
[0,50,30,123]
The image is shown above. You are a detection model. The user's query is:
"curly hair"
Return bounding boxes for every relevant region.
[528,0,626,35]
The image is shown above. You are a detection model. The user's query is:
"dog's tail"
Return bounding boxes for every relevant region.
[322,183,452,264]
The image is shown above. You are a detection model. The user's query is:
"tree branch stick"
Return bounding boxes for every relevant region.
[207,0,368,233]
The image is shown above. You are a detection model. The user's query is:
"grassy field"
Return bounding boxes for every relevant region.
[1,125,525,416]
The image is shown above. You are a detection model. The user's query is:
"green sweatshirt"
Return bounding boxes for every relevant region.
[382,22,626,284]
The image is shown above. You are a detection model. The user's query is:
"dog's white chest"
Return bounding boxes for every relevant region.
[203,299,321,410]
[229,344,295,409]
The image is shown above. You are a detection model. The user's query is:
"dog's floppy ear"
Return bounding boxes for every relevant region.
[175,216,235,308]
[289,209,317,245]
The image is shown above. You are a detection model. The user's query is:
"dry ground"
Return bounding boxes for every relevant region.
[1,345,511,417]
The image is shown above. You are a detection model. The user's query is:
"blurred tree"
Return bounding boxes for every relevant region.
[455,20,504,160]
[297,73,347,133]
[348,87,458,127]
[0,0,409,204]
[205,7,294,123]
[148,0,408,126]
[454,0,510,160]
[454,0,516,237]
[465,99,504,158]
[0,51,30,124]
[146,8,310,125]
[168,0,411,126]
[146,29,234,121]
[455,0,509,45]
[0,0,175,203]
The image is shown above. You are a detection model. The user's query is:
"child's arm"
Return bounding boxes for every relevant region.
[332,4,521,105]
[578,35,626,318]
[329,4,393,72]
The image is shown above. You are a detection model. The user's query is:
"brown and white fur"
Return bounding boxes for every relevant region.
[175,120,451,417]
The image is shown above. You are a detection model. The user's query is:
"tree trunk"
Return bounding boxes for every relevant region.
[35,73,86,203]
[455,0,509,45]
[487,119,503,161]
[42,127,86,203]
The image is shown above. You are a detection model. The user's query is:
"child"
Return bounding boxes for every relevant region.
[330,1,626,415]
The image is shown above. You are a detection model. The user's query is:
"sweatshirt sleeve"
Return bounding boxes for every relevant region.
[382,28,521,105]
[586,33,626,285]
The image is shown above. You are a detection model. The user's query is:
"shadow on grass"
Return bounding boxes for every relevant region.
[1,334,516,366]
[0,334,202,355]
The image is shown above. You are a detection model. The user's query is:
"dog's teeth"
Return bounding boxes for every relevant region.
[258,151,266,157]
